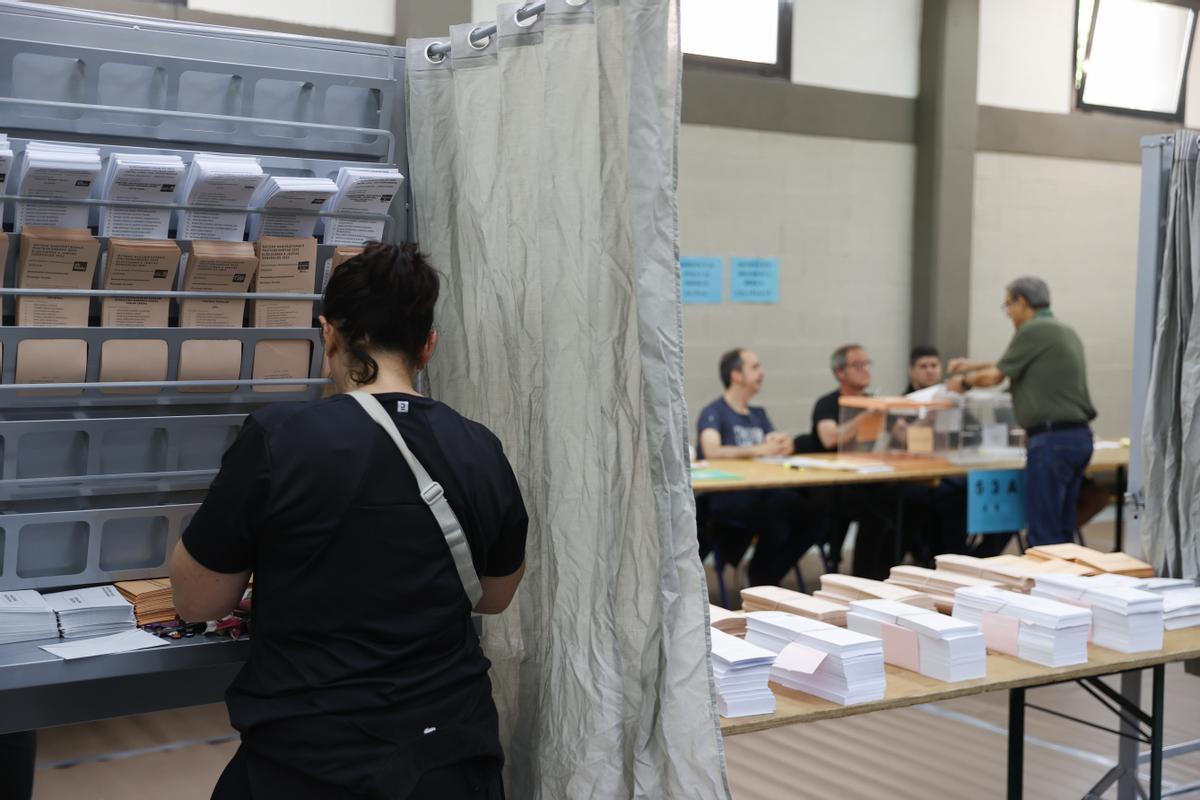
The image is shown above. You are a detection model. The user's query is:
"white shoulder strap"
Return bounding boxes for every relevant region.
[348,390,483,608]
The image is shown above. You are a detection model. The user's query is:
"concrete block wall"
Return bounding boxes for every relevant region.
[969,151,1139,439]
[679,124,915,440]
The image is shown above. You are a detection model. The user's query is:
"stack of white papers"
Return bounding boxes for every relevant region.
[319,167,404,246]
[0,134,12,224]
[175,154,266,241]
[247,175,339,240]
[710,628,776,717]
[97,153,186,239]
[847,598,986,682]
[0,590,59,644]
[1129,577,1197,594]
[44,585,136,639]
[953,586,1091,667]
[13,142,102,232]
[1160,587,1200,630]
[40,629,168,660]
[1032,574,1163,653]
[779,455,894,474]
[747,611,886,705]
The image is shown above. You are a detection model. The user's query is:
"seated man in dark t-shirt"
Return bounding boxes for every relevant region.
[807,343,897,579]
[695,349,818,586]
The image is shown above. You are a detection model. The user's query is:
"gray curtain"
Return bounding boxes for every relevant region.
[406,1,730,796]
[1142,130,1200,579]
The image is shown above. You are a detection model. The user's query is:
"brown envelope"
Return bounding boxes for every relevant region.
[100,239,180,328]
[252,237,316,328]
[251,339,312,393]
[179,241,258,328]
[907,425,934,454]
[178,339,242,393]
[15,339,87,397]
[322,246,364,290]
[15,227,100,327]
[99,339,168,395]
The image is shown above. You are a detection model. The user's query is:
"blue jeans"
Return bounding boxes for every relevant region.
[1025,426,1094,546]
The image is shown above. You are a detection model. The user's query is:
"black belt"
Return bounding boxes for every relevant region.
[1025,420,1089,439]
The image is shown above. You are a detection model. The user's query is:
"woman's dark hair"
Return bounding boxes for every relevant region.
[321,242,440,385]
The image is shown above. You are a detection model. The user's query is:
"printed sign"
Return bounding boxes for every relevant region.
[967,468,1025,534]
[680,256,723,304]
[729,257,779,303]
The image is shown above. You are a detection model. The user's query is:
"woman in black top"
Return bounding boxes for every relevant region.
[170,243,527,799]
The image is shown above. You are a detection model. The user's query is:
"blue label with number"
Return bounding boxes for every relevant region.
[967,468,1025,534]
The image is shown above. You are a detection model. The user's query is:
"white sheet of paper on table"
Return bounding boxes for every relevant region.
[40,629,168,660]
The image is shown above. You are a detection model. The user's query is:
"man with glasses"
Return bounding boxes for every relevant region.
[808,344,896,578]
[946,276,1097,546]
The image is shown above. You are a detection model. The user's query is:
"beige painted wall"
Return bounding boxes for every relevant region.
[969,151,1139,439]
[679,124,915,441]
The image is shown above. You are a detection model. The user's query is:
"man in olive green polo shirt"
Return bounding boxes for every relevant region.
[945,277,1097,545]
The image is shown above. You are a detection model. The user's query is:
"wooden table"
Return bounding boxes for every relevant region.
[721,627,1199,799]
[693,446,1131,554]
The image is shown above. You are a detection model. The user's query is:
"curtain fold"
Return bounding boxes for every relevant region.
[1142,130,1200,579]
[406,0,728,796]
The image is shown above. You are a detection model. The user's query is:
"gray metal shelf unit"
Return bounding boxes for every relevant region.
[0,1,410,726]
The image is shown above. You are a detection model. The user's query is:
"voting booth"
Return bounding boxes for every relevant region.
[0,1,409,731]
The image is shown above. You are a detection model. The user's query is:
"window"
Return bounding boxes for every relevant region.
[681,0,793,77]
[1075,0,1196,119]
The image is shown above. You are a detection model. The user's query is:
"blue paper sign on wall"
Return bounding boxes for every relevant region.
[967,469,1026,534]
[730,257,779,303]
[680,257,724,304]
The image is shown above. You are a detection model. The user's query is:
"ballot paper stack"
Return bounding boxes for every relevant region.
[709,605,748,637]
[847,599,986,682]
[175,154,266,241]
[114,578,177,627]
[1026,544,1155,578]
[1162,588,1200,630]
[953,586,1091,667]
[935,553,1092,592]
[1031,574,1163,652]
[0,134,12,222]
[247,175,339,240]
[0,590,60,644]
[97,153,186,239]
[746,611,886,705]
[710,628,776,717]
[886,565,1002,613]
[319,166,405,246]
[815,574,938,611]
[44,585,136,639]
[13,142,103,232]
[739,585,848,626]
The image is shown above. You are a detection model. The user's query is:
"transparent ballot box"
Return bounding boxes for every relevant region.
[836,395,960,461]
[953,390,1024,463]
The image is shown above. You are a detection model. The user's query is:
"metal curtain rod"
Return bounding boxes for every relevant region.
[426,1,551,60]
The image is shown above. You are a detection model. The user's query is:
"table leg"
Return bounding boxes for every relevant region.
[1009,687,1025,800]
[1151,664,1165,800]
[1118,670,1143,800]
[1115,466,1126,553]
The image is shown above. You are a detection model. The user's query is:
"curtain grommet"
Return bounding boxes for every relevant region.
[565,0,588,7]
[468,26,492,50]
[425,41,448,64]
[514,8,538,27]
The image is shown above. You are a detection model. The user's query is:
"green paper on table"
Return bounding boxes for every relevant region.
[690,467,743,481]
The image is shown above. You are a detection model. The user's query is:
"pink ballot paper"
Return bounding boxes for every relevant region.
[982,612,1021,657]
[775,642,827,675]
[880,621,921,672]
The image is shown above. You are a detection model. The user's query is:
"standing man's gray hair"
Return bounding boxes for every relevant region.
[1006,276,1051,309]
[830,343,863,374]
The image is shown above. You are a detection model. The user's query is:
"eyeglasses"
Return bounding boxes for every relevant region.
[1000,298,1016,313]
[846,360,872,370]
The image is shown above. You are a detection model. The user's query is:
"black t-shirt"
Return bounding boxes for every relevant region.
[810,389,841,452]
[182,392,527,796]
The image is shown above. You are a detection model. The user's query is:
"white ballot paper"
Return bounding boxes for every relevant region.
[175,154,266,242]
[98,153,186,239]
[44,585,137,639]
[13,142,102,232]
[319,167,404,246]
[248,175,338,240]
[40,629,168,660]
[0,589,59,645]
[0,134,12,225]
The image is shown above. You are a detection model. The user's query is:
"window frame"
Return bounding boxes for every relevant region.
[681,0,794,80]
[1073,0,1198,122]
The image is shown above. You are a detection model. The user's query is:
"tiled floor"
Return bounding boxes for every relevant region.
[28,517,1197,799]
